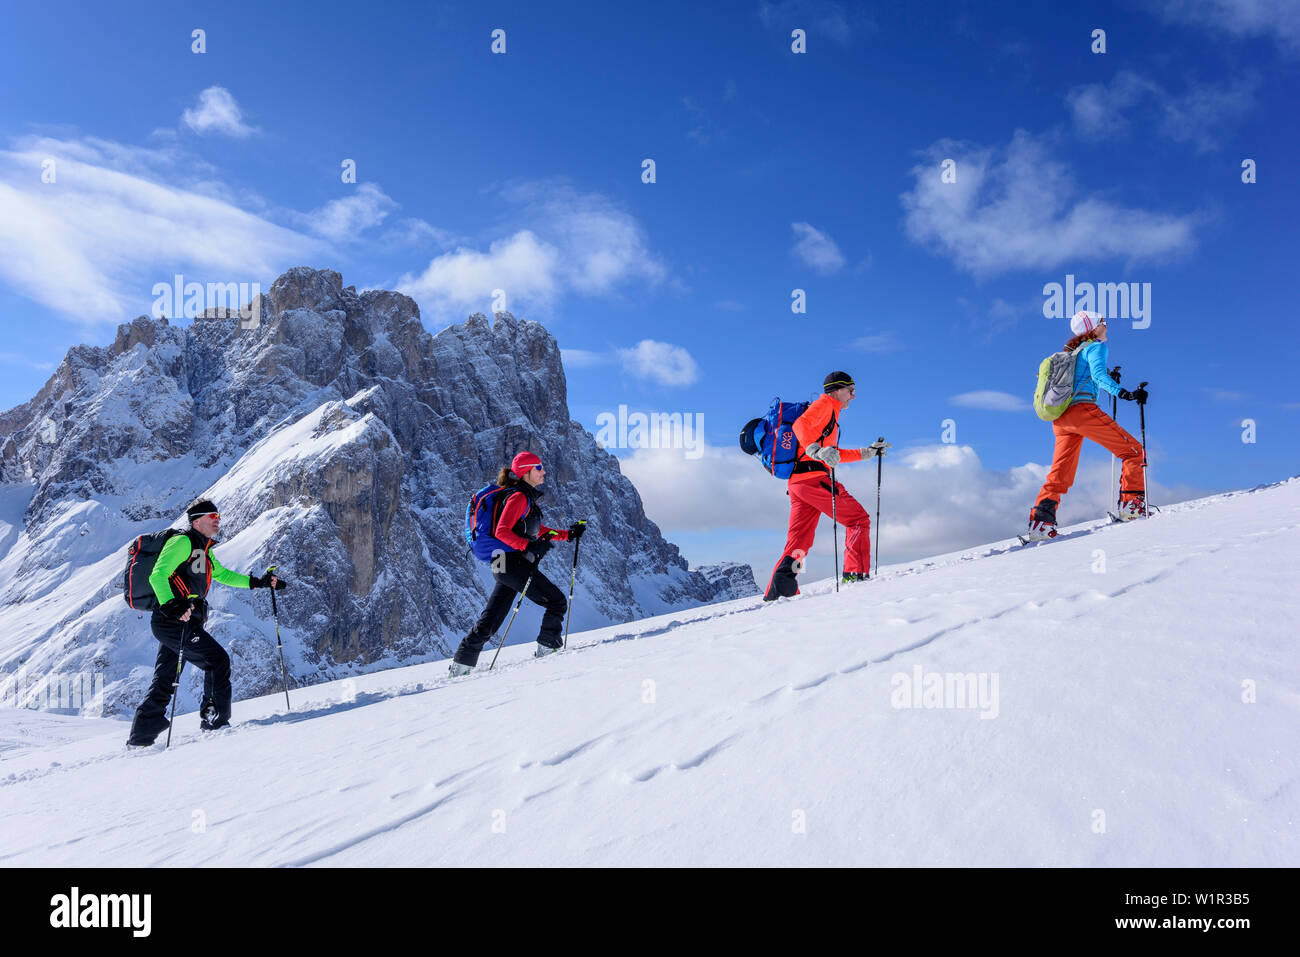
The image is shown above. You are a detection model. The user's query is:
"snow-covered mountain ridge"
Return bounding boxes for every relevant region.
[0,267,756,717]
[1,477,1294,866]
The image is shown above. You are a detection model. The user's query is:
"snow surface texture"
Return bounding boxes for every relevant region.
[1,479,1295,866]
[0,267,757,717]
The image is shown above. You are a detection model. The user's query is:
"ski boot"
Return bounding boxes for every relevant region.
[1023,519,1058,542]
[448,661,474,678]
[199,706,230,732]
[841,572,869,584]
[1116,493,1146,522]
[534,643,560,659]
[1024,499,1059,541]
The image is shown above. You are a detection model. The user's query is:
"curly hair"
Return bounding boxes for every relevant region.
[1063,328,1104,352]
[495,467,522,488]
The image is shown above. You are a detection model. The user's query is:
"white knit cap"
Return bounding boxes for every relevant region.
[1070,310,1105,336]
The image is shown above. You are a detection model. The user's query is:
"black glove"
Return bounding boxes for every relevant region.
[189,597,208,623]
[525,538,552,563]
[1108,365,1122,384]
[249,573,287,590]
[568,521,586,542]
[159,597,191,620]
[1117,389,1135,401]
[1131,386,1149,406]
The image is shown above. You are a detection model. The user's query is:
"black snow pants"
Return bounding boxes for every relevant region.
[454,551,566,667]
[127,611,232,745]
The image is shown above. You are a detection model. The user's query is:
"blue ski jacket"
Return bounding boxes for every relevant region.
[1071,340,1124,406]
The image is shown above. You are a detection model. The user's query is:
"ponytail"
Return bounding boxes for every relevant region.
[1063,330,1103,352]
[496,467,520,488]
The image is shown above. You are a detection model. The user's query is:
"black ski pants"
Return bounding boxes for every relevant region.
[454,551,566,667]
[128,612,231,744]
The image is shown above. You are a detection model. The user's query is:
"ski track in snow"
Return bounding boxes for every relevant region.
[1,479,1298,866]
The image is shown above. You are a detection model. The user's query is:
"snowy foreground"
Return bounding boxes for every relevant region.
[2,480,1297,867]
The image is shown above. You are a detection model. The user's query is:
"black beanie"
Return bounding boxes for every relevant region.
[187,499,218,523]
[823,371,855,393]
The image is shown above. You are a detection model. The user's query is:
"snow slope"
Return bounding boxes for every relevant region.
[1,479,1296,867]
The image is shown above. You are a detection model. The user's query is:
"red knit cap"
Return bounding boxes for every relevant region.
[511,451,542,477]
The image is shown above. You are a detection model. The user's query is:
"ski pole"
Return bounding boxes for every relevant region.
[489,576,532,670]
[873,436,883,579]
[1137,382,1150,512]
[831,467,839,592]
[563,522,586,649]
[1109,366,1121,511]
[267,565,290,711]
[165,615,189,749]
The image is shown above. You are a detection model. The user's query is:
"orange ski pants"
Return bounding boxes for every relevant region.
[1036,401,1145,507]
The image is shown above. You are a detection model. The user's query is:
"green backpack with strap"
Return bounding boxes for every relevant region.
[1033,345,1085,421]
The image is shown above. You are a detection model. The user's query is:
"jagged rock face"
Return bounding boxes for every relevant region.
[0,267,756,715]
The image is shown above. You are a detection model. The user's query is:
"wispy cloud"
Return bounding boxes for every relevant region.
[0,134,321,323]
[1067,71,1258,151]
[951,390,1030,412]
[181,86,256,138]
[296,182,397,242]
[0,351,55,371]
[399,182,667,319]
[715,299,746,311]
[790,222,846,274]
[618,340,699,387]
[1205,388,1246,403]
[561,348,609,369]
[757,0,876,47]
[1152,0,1300,55]
[901,130,1198,276]
[850,331,904,353]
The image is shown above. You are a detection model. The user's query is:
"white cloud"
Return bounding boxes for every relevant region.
[757,0,875,46]
[561,348,609,369]
[617,340,699,387]
[297,183,396,242]
[622,439,1202,584]
[715,299,746,311]
[0,351,55,371]
[1154,0,1300,54]
[181,87,256,138]
[951,390,1030,412]
[900,130,1198,276]
[399,231,562,315]
[0,135,323,323]
[790,222,846,274]
[398,182,666,319]
[1067,71,1257,151]
[850,331,903,353]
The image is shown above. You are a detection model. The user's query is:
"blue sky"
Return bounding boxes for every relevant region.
[2,0,1297,581]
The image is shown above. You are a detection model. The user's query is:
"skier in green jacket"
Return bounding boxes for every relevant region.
[126,499,287,746]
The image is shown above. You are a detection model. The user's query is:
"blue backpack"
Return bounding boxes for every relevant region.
[739,398,836,479]
[465,484,514,562]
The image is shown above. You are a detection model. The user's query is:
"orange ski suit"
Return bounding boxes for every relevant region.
[764,394,871,599]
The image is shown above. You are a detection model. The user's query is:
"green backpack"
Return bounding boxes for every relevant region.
[1033,345,1084,421]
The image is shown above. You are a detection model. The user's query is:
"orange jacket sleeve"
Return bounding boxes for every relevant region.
[792,395,835,448]
[793,395,863,464]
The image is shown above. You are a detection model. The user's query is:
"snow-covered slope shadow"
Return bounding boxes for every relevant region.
[1,478,1296,866]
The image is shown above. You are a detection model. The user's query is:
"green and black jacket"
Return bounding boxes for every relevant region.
[149,529,251,605]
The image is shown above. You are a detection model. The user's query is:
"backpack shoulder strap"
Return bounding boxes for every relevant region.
[820,411,837,442]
